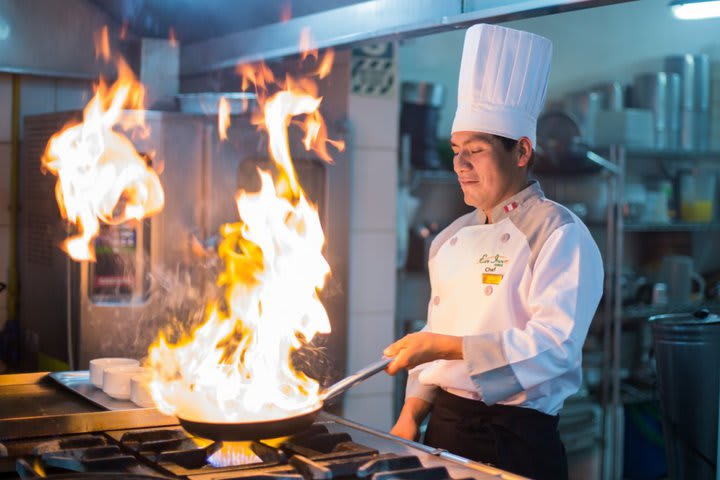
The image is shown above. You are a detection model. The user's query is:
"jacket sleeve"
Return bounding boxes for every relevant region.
[462,222,603,405]
[405,367,438,403]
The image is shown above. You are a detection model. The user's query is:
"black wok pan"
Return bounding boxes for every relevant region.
[178,357,391,440]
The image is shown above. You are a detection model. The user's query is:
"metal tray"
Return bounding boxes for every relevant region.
[49,371,147,412]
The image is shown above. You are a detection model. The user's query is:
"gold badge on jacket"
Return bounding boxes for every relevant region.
[482,273,503,285]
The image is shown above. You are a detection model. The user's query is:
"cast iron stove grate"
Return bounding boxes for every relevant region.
[12,434,165,479]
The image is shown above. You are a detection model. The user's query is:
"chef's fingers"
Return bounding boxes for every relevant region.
[385,348,411,375]
[383,336,408,357]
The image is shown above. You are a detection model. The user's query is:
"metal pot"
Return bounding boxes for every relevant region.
[650,309,720,479]
[535,111,602,174]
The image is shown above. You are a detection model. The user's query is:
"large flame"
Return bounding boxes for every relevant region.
[218,97,231,141]
[148,46,343,424]
[41,31,165,261]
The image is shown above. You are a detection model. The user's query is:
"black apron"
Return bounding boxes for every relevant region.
[424,389,568,480]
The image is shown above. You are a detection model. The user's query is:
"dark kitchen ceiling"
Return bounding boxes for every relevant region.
[88,0,369,44]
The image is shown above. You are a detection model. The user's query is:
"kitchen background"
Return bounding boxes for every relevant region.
[1,0,720,479]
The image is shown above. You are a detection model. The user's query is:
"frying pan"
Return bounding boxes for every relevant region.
[178,357,391,440]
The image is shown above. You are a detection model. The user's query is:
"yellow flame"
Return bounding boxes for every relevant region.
[218,97,231,141]
[148,52,343,424]
[41,30,165,262]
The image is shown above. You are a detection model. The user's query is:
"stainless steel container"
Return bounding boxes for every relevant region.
[632,72,681,149]
[665,55,698,110]
[665,54,711,150]
[650,310,720,480]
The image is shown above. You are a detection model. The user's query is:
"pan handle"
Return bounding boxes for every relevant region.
[322,357,391,402]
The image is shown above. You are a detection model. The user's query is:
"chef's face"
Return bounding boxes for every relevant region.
[450,131,530,212]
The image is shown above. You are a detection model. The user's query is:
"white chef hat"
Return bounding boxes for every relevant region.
[451,24,552,147]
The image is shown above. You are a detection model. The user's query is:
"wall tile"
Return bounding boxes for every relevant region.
[346,312,394,396]
[0,75,11,143]
[0,144,10,226]
[347,311,394,369]
[348,232,396,313]
[343,392,394,432]
[351,148,397,231]
[348,95,399,150]
[56,79,92,112]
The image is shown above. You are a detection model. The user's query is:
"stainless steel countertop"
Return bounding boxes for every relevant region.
[0,372,178,441]
[1,373,527,479]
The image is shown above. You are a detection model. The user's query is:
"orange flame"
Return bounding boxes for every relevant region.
[299,28,317,61]
[218,97,231,141]
[148,52,343,424]
[95,26,111,62]
[280,2,292,22]
[169,27,178,48]
[41,29,165,261]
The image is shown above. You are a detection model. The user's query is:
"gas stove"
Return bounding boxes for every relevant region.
[0,373,526,479]
[1,416,522,479]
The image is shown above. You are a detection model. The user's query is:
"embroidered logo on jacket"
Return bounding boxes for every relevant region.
[477,253,510,268]
[478,253,509,283]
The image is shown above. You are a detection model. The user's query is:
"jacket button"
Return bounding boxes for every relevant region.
[484,286,493,296]
[501,233,510,243]
[433,296,440,305]
[450,237,458,246]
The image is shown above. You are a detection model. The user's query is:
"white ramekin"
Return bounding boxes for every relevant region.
[130,373,155,407]
[89,358,139,388]
[102,365,146,400]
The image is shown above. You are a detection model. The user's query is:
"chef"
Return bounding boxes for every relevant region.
[383,24,604,480]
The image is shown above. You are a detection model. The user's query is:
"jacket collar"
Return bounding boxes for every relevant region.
[476,180,545,224]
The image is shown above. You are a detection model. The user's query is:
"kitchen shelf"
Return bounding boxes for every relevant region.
[623,222,720,232]
[595,147,720,160]
[622,300,720,319]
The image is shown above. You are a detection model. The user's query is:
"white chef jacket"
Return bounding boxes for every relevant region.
[406,181,603,415]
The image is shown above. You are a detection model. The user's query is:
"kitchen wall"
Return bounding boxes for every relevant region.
[343,44,399,432]
[398,0,720,138]
[0,74,92,356]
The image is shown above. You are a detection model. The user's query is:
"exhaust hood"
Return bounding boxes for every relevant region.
[179,0,628,75]
[0,0,630,79]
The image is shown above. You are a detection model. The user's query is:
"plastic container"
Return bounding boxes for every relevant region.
[680,170,716,222]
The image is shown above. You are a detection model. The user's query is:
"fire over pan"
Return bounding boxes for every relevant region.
[178,357,391,440]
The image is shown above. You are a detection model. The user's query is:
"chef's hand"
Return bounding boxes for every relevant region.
[383,332,463,375]
[390,397,431,441]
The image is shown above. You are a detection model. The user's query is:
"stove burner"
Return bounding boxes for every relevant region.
[8,422,479,479]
